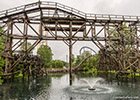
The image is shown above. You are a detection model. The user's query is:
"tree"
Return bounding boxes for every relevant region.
[75,55,82,65]
[72,54,75,63]
[62,61,68,66]
[74,50,99,72]
[0,27,6,82]
[55,60,64,68]
[49,60,64,68]
[0,27,6,55]
[72,54,75,67]
[37,45,53,67]
[81,51,91,57]
[0,57,5,74]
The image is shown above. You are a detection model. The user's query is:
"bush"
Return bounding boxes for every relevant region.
[50,60,64,68]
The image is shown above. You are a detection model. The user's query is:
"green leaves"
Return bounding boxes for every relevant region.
[0,57,5,74]
[49,60,64,68]
[37,45,53,67]
[0,27,5,75]
[0,27,5,55]
[75,50,99,72]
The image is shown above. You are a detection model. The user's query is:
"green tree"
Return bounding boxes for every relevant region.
[72,54,75,63]
[55,60,64,68]
[62,61,68,66]
[75,55,83,65]
[37,45,53,67]
[72,54,75,67]
[0,27,6,83]
[74,50,99,72]
[0,57,5,74]
[49,60,64,68]
[81,51,92,57]
[0,27,6,54]
[49,60,55,68]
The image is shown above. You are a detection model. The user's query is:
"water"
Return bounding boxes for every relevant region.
[80,78,104,88]
[0,73,140,100]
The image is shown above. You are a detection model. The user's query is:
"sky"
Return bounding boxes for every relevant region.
[0,0,140,61]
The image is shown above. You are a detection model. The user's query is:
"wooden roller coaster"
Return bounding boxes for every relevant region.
[0,1,140,83]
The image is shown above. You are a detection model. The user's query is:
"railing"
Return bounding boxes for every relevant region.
[40,1,140,21]
[41,1,86,18]
[0,1,140,22]
[0,2,39,18]
[86,13,140,21]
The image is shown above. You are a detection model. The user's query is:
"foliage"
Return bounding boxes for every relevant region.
[0,57,5,74]
[81,51,91,57]
[74,50,99,72]
[62,61,69,66]
[75,55,83,65]
[37,45,53,67]
[0,27,5,72]
[82,54,99,72]
[0,27,6,84]
[0,27,6,55]
[49,60,64,68]
[72,54,76,67]
[72,54,75,63]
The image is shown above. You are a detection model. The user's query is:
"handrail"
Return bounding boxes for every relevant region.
[86,13,140,20]
[0,1,140,22]
[41,1,86,18]
[0,2,39,16]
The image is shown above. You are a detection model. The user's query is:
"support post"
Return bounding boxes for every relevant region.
[69,21,72,85]
[10,22,14,80]
[69,39,72,85]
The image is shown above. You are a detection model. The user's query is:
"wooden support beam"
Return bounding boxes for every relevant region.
[69,21,73,85]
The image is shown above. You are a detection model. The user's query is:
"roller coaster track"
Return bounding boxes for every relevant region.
[0,1,140,22]
[0,1,140,78]
[73,46,97,71]
[79,46,97,54]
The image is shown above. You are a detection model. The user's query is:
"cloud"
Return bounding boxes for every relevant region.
[91,0,119,14]
[114,0,140,15]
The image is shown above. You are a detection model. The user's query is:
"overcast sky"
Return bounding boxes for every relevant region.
[0,0,140,61]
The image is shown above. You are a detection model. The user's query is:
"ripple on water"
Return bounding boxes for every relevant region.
[67,85,115,95]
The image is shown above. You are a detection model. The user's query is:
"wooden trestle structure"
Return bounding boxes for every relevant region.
[0,1,140,83]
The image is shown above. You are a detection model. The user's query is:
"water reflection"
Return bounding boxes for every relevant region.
[0,76,51,100]
[0,73,140,100]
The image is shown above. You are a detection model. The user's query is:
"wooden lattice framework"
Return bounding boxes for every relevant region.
[0,1,140,83]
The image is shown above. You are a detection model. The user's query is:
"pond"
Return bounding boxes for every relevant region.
[0,73,140,100]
